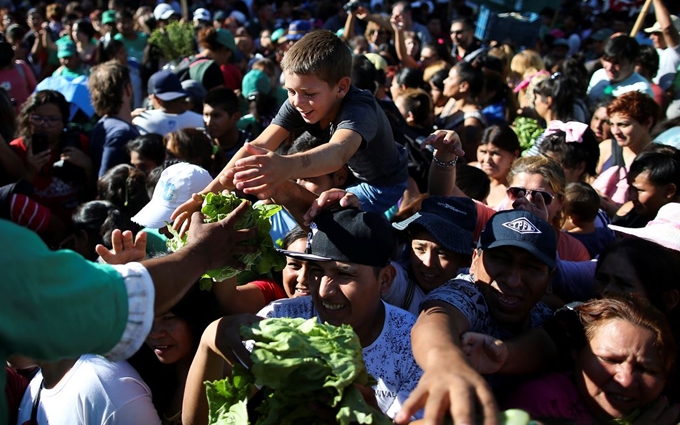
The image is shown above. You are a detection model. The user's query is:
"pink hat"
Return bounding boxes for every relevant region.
[609,203,680,253]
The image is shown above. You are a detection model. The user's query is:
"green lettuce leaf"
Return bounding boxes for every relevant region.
[165,193,286,290]
[206,318,392,425]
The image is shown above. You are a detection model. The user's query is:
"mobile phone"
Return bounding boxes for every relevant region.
[31,133,49,154]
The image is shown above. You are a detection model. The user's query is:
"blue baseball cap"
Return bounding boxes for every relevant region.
[148,70,187,102]
[282,20,312,42]
[478,210,556,268]
[392,197,476,256]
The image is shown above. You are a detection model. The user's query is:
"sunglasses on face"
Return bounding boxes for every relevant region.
[370,29,387,35]
[506,187,555,206]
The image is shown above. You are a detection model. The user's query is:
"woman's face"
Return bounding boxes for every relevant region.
[145,312,194,365]
[405,37,420,59]
[429,81,447,107]
[628,170,671,218]
[477,142,517,181]
[419,46,438,69]
[507,172,563,224]
[29,103,64,142]
[390,75,402,101]
[590,106,611,142]
[533,93,550,120]
[574,319,667,421]
[443,67,462,99]
[368,26,388,45]
[593,252,648,298]
[409,229,463,293]
[281,238,311,298]
[610,113,650,149]
[72,23,87,44]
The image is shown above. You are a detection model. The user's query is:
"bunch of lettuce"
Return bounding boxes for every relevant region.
[513,116,544,153]
[166,192,285,290]
[205,318,392,425]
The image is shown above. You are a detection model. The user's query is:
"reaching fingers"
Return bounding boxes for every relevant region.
[448,385,475,425]
[135,230,148,248]
[110,229,124,253]
[95,244,113,262]
[478,382,500,425]
[121,230,134,252]
[394,385,429,424]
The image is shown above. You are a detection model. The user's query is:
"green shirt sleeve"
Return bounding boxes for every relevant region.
[0,219,128,361]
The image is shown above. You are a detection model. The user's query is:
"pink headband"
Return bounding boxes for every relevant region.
[544,120,589,143]
[512,70,549,93]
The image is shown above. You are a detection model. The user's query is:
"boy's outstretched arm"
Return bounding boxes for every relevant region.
[232,129,361,199]
[170,124,290,225]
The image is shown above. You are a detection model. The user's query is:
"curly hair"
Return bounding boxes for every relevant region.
[607,91,660,129]
[538,127,600,179]
[88,60,131,117]
[16,90,69,142]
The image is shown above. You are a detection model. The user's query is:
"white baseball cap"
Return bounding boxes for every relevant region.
[132,163,213,229]
[193,8,212,22]
[609,202,680,253]
[644,15,680,33]
[154,3,176,21]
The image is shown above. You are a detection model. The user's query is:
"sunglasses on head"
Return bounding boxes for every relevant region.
[506,187,555,206]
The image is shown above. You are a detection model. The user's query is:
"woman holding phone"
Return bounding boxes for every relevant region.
[10,90,94,224]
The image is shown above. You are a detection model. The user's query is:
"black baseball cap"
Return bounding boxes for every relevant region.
[392,197,476,256]
[278,208,396,267]
[478,210,557,268]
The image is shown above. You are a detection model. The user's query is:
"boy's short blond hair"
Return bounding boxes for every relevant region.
[280,29,351,86]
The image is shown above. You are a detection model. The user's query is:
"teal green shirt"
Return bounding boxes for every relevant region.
[145,227,170,257]
[0,220,130,422]
[114,32,148,63]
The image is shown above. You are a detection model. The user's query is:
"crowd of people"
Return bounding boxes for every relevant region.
[2,0,680,424]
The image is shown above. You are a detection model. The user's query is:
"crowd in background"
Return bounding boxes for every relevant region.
[3,0,680,423]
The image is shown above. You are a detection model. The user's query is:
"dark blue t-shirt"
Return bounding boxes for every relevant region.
[90,116,139,177]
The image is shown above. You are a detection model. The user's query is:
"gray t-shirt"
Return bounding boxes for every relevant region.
[422,274,553,340]
[271,85,409,187]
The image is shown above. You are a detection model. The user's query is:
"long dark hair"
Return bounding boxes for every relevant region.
[17,90,70,143]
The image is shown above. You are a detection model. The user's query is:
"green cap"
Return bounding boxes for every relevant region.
[57,41,77,59]
[242,69,271,100]
[271,28,286,44]
[102,10,116,25]
[216,29,236,51]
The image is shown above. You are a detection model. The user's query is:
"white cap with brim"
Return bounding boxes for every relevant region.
[644,15,680,33]
[131,163,213,229]
[608,202,680,253]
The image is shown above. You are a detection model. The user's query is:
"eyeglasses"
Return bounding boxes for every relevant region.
[370,29,388,35]
[29,114,62,127]
[506,187,556,206]
[450,30,467,35]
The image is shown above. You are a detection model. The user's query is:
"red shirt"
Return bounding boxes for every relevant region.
[10,135,90,224]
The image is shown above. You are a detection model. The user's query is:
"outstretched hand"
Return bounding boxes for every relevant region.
[96,229,147,264]
[394,361,499,425]
[460,332,509,375]
[231,142,291,199]
[185,200,258,272]
[421,130,465,158]
[303,189,361,226]
[170,193,204,238]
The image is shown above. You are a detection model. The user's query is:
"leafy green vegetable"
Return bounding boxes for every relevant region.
[149,21,196,61]
[206,318,392,425]
[166,193,285,290]
[512,116,544,153]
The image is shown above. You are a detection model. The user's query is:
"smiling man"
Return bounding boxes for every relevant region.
[260,208,423,420]
[395,210,557,424]
[587,35,654,102]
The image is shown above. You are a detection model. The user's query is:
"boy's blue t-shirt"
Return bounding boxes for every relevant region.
[271,85,409,187]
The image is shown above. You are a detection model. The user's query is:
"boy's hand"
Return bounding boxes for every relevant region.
[232,143,292,199]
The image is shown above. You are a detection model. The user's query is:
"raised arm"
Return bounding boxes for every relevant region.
[395,301,498,425]
[232,129,361,199]
[653,0,679,48]
[423,130,467,198]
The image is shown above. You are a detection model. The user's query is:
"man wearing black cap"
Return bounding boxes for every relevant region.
[395,210,557,425]
[266,208,422,420]
[131,70,204,136]
[185,208,423,422]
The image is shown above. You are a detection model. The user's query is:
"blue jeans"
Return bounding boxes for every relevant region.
[346,180,407,215]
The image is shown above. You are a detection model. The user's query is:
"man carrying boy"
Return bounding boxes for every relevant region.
[173,30,408,220]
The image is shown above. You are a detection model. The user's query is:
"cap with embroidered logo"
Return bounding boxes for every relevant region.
[478,210,556,268]
[131,163,213,229]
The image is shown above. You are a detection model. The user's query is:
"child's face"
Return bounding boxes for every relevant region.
[203,103,236,139]
[283,71,349,129]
